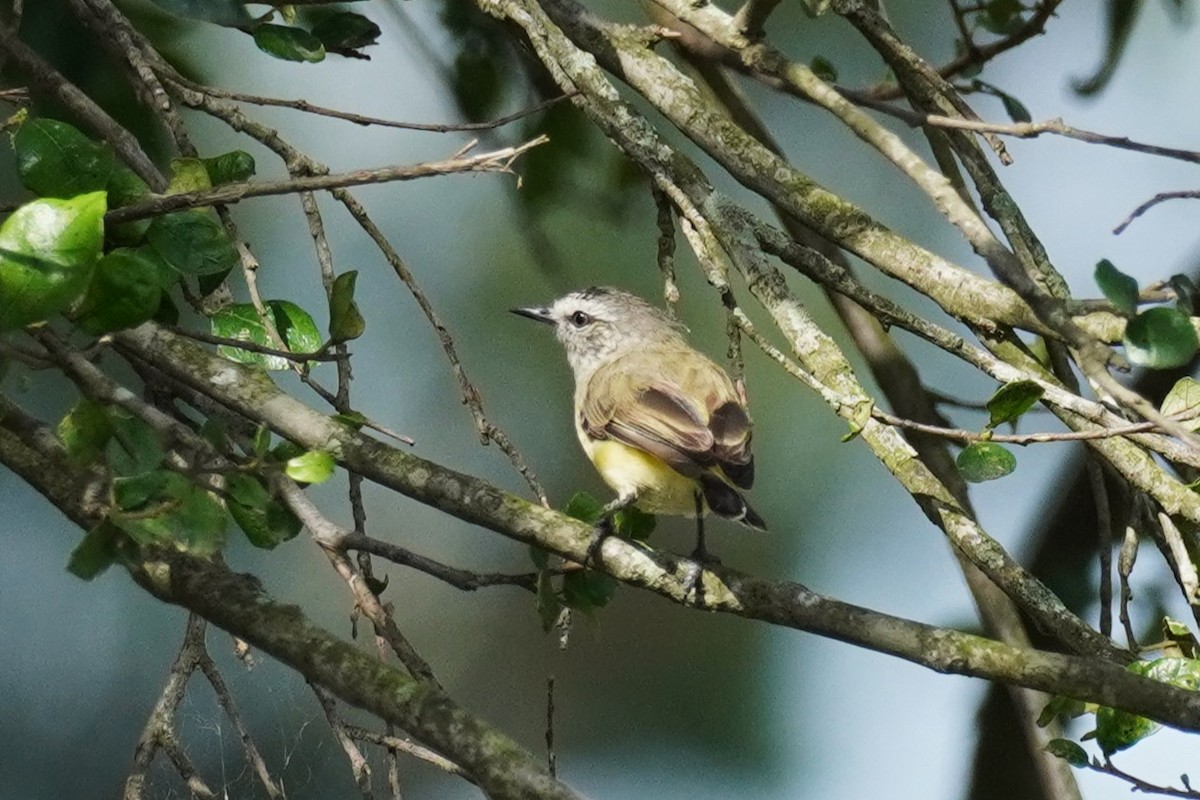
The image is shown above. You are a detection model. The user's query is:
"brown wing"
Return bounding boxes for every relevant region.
[581,350,754,486]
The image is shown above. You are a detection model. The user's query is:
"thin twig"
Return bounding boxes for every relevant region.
[312,684,375,800]
[1118,524,1139,649]
[341,532,538,592]
[168,326,341,362]
[105,138,549,224]
[345,726,472,780]
[1114,190,1200,235]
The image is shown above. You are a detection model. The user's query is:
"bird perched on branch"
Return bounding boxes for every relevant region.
[512,286,765,562]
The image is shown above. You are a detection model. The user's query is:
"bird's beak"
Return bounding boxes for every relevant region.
[510,306,555,325]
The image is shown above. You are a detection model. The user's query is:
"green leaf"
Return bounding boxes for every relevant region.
[105,167,153,245]
[252,424,272,458]
[58,398,113,464]
[0,192,106,330]
[285,449,335,484]
[146,0,251,25]
[536,568,564,632]
[1094,657,1200,754]
[979,0,1024,35]
[311,12,381,56]
[613,506,656,541]
[113,471,170,512]
[1161,377,1200,431]
[14,118,115,198]
[210,301,323,370]
[957,442,1017,483]
[333,411,368,431]
[986,380,1045,428]
[565,491,605,524]
[809,55,838,82]
[253,24,326,63]
[105,412,164,477]
[67,523,123,580]
[226,473,301,549]
[562,568,618,612]
[73,247,164,334]
[165,157,212,194]
[998,91,1032,124]
[1045,739,1089,768]
[452,49,504,122]
[1171,274,1198,315]
[1124,307,1200,368]
[1037,695,1088,728]
[841,398,873,442]
[146,210,238,276]
[112,478,228,555]
[202,150,256,185]
[328,270,366,343]
[1095,259,1139,315]
[1163,617,1199,658]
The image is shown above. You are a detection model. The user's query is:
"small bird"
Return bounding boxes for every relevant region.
[512,286,765,561]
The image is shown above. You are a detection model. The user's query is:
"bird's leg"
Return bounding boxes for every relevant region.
[585,493,636,567]
[690,490,719,565]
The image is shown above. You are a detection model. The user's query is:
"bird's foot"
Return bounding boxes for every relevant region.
[583,513,616,568]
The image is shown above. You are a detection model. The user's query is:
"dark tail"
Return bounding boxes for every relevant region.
[700,473,767,531]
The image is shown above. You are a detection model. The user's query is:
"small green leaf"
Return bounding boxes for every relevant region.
[145,0,250,25]
[210,301,323,370]
[105,167,152,244]
[1163,617,1199,658]
[113,471,170,511]
[333,411,368,431]
[67,523,123,580]
[999,92,1031,123]
[252,424,272,458]
[73,247,164,334]
[1161,377,1200,431]
[986,380,1045,428]
[110,474,228,555]
[1124,307,1200,368]
[1045,739,1089,767]
[14,118,115,198]
[328,270,366,343]
[564,491,605,524]
[227,473,301,549]
[957,441,1017,483]
[165,157,212,194]
[0,192,107,330]
[1094,657,1200,755]
[1171,274,1198,315]
[809,55,838,82]
[146,210,238,276]
[285,449,335,484]
[105,412,164,477]
[58,399,113,464]
[613,506,656,541]
[561,569,618,612]
[536,568,564,632]
[1095,259,1139,316]
[253,24,326,63]
[311,12,381,56]
[1037,695,1088,728]
[201,150,256,185]
[980,0,1023,33]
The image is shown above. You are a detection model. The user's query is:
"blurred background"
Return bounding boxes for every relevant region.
[2,0,1200,797]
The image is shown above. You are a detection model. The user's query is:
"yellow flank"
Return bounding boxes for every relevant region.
[584,437,703,516]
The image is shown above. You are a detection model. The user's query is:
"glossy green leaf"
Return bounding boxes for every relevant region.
[226,473,301,549]
[105,167,153,244]
[67,523,122,580]
[809,56,838,82]
[561,568,618,613]
[165,157,212,194]
[1161,377,1200,431]
[112,477,228,555]
[253,24,326,63]
[113,471,170,512]
[105,412,164,477]
[957,442,1017,483]
[986,380,1045,428]
[210,301,323,370]
[146,0,251,25]
[1163,617,1199,658]
[1045,739,1089,767]
[58,399,113,465]
[1095,259,1138,315]
[565,491,604,524]
[328,270,366,343]
[202,150,256,185]
[1094,657,1200,754]
[73,247,163,335]
[285,449,335,484]
[146,210,238,276]
[312,12,380,56]
[0,192,107,330]
[14,118,115,198]
[1124,307,1199,368]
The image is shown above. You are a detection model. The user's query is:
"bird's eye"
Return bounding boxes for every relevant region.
[570,311,592,327]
